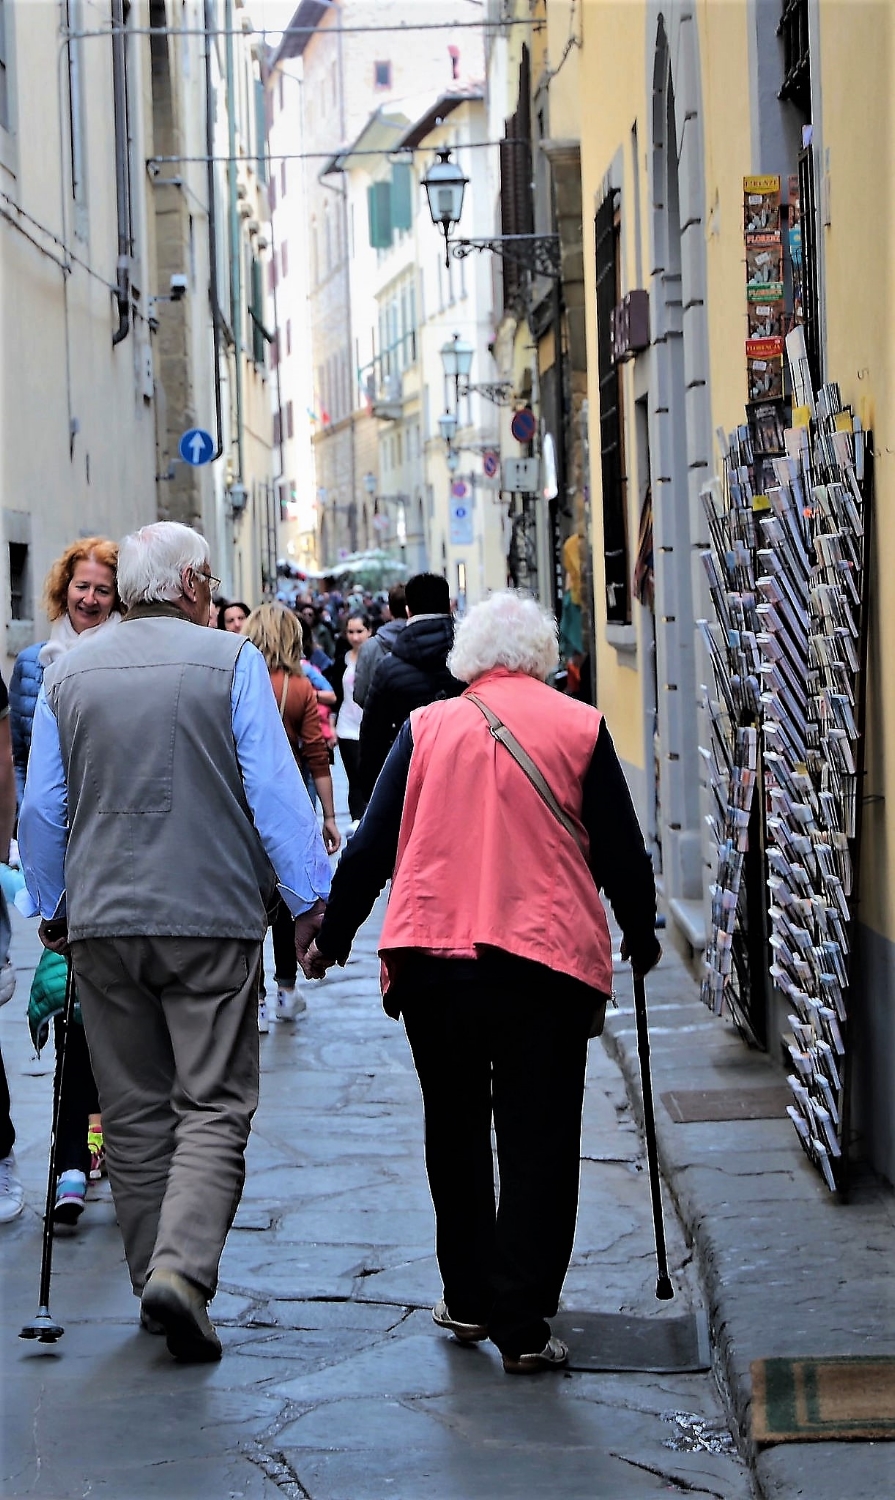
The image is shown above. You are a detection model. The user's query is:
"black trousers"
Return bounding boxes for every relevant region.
[0,1044,13,1159]
[270,899,297,987]
[337,739,368,822]
[54,1016,100,1177]
[397,952,595,1360]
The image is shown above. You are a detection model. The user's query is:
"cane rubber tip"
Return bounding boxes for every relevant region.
[655,1276,675,1301]
[20,1310,64,1342]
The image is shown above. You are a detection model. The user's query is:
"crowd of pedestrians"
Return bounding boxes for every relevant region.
[0,523,660,1378]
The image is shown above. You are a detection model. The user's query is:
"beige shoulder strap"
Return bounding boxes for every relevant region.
[278,672,290,719]
[466,692,585,856]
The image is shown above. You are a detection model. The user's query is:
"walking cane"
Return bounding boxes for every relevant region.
[20,954,76,1343]
[633,972,674,1300]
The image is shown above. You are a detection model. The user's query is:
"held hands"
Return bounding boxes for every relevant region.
[301,939,335,981]
[39,918,70,955]
[620,936,662,980]
[293,898,326,974]
[322,817,341,855]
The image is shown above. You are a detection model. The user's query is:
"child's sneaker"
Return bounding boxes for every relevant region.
[87,1123,106,1181]
[53,1170,87,1226]
[274,985,307,1022]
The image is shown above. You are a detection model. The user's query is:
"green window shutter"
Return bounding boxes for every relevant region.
[391,162,412,231]
[251,258,265,364]
[367,181,393,249]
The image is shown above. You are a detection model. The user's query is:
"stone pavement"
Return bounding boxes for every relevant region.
[1,791,892,1498]
[604,940,895,1500]
[0,839,753,1493]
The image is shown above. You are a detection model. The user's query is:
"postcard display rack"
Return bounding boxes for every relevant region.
[700,185,870,1191]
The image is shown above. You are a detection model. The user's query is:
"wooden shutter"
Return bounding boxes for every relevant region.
[390,162,412,231]
[367,182,392,250]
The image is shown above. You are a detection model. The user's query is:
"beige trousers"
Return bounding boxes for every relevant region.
[71,935,261,1298]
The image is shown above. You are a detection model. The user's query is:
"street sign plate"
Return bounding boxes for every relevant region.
[450,501,473,546]
[502,457,540,492]
[178,428,215,466]
[482,449,499,479]
[451,480,468,499]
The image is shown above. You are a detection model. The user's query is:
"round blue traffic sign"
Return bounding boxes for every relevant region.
[510,408,536,444]
[179,428,215,466]
[482,449,499,479]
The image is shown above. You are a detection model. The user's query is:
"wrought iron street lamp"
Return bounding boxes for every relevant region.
[423,148,561,279]
[423,150,469,266]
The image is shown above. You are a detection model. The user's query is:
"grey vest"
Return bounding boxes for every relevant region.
[45,606,276,940]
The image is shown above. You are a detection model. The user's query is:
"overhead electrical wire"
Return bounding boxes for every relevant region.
[63,18,542,42]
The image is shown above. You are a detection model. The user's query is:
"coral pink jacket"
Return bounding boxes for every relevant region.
[378,668,614,995]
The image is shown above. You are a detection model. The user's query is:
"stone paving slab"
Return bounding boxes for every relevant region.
[0,819,752,1500]
[604,941,895,1500]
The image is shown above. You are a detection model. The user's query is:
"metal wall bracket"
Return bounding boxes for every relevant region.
[451,234,562,279]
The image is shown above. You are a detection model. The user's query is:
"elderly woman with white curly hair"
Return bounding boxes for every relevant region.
[300,589,660,1374]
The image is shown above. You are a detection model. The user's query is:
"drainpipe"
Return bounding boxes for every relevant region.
[110,0,131,346]
[204,0,224,460]
[224,0,244,484]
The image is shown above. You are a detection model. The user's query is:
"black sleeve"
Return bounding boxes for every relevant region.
[357,664,395,799]
[583,721,661,974]
[316,719,413,963]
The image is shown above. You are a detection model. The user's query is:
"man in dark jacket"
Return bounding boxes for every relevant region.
[353,583,407,710]
[358,573,463,797]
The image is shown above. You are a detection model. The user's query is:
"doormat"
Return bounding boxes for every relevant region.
[751,1357,895,1443]
[551,1310,711,1373]
[660,1086,791,1123]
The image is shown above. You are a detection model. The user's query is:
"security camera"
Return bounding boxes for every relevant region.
[169,273,188,302]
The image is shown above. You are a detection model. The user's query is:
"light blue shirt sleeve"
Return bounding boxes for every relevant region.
[231,642,331,915]
[19,688,68,920]
[301,660,331,693]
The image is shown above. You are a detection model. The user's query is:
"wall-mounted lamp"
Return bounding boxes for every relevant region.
[423,148,561,279]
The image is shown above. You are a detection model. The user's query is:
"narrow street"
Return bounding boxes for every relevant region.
[1,789,752,1500]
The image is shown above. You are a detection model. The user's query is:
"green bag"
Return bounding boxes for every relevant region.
[27,948,81,1055]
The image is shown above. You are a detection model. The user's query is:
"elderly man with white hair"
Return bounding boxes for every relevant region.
[301,589,661,1375]
[20,522,331,1362]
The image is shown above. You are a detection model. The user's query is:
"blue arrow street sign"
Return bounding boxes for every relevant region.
[178,428,215,466]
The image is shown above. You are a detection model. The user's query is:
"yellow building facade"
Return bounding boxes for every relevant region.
[574,0,895,1179]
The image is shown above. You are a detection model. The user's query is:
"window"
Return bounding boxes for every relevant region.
[448,45,460,82]
[373,60,392,90]
[268,175,276,213]
[280,240,288,279]
[285,319,292,356]
[778,0,810,117]
[278,73,284,111]
[9,542,29,620]
[280,160,287,196]
[286,401,294,439]
[273,410,281,447]
[594,188,631,625]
